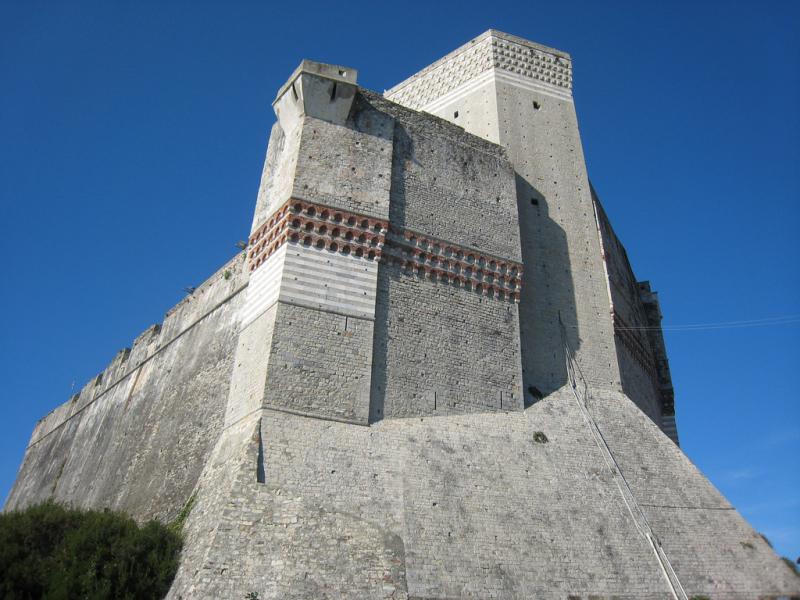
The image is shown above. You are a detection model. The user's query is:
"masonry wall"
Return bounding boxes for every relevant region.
[593,194,678,443]
[224,301,278,427]
[264,302,374,423]
[588,388,797,597]
[367,90,523,419]
[385,32,621,404]
[366,91,520,261]
[231,89,395,425]
[371,263,522,419]
[594,196,663,422]
[291,109,394,220]
[5,254,248,522]
[168,403,668,600]
[236,86,525,425]
[168,390,800,600]
[494,77,620,395]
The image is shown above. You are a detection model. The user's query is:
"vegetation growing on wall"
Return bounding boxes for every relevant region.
[0,501,182,599]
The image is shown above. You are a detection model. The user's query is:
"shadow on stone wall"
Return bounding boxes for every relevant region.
[514,174,578,404]
[369,120,580,419]
[368,121,411,423]
[370,120,532,422]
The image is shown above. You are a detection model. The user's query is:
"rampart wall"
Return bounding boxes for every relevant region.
[5,254,248,521]
[593,195,662,418]
[593,192,677,442]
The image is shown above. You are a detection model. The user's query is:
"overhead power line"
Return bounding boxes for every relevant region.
[614,315,800,332]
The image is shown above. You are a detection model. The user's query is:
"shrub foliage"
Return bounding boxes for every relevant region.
[0,501,182,600]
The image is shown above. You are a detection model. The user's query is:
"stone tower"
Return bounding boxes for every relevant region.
[6,31,798,599]
[386,30,676,439]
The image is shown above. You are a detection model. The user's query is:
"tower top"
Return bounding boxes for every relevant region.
[386,30,572,111]
[274,59,358,104]
[273,59,359,132]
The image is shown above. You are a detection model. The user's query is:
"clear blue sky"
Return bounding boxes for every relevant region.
[1,0,798,561]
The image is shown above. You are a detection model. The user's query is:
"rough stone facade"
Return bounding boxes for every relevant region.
[6,255,248,522]
[593,192,677,442]
[6,30,799,599]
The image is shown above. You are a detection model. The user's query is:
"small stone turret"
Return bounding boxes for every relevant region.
[273,60,358,132]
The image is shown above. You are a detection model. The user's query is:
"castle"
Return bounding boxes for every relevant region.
[6,31,799,599]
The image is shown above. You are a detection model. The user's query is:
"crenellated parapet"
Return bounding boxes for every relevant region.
[25,254,249,449]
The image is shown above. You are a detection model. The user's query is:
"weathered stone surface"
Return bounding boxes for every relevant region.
[167,394,799,599]
[6,254,248,522]
[6,29,799,600]
[371,261,523,419]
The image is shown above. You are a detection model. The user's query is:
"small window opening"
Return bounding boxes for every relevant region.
[330,82,337,101]
[453,110,459,119]
[531,197,539,206]
[533,100,541,110]
[338,69,347,76]
[256,427,266,483]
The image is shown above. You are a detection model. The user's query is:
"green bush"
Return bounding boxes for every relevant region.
[0,501,182,600]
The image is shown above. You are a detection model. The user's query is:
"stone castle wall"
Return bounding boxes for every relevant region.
[166,391,799,599]
[369,90,524,417]
[386,30,677,436]
[594,193,678,442]
[386,30,622,405]
[6,32,799,600]
[594,195,662,417]
[228,80,527,428]
[5,254,248,522]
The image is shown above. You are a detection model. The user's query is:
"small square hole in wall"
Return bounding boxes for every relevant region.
[454,110,459,119]
[533,101,541,110]
[531,197,539,206]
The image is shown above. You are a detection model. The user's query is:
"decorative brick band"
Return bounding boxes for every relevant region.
[248,200,388,270]
[382,226,522,302]
[249,200,523,302]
